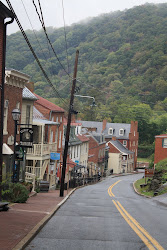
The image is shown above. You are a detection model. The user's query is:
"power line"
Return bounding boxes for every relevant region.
[20,0,47,61]
[6,0,69,109]
[32,0,72,78]
[61,0,70,76]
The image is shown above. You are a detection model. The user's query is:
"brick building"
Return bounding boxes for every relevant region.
[86,132,106,177]
[34,94,65,154]
[154,134,167,166]
[2,69,29,176]
[78,119,139,169]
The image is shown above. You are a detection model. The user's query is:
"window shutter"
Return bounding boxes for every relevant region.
[162,139,164,147]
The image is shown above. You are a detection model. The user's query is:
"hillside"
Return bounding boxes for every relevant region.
[6,3,167,147]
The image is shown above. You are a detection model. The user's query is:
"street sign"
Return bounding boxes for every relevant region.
[145,169,154,178]
[20,128,33,147]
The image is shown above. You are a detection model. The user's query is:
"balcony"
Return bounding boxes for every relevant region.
[27,142,57,156]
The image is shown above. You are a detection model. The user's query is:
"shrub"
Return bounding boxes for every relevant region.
[8,183,29,203]
[2,183,29,203]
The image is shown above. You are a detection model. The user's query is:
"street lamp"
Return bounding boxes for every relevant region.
[12,108,21,183]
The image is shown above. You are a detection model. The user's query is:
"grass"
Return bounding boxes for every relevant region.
[135,176,167,197]
[137,158,151,163]
[134,177,154,197]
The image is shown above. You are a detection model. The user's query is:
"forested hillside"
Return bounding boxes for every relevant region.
[6,3,167,152]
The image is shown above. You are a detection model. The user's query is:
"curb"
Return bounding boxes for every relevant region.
[133,180,151,199]
[12,188,76,250]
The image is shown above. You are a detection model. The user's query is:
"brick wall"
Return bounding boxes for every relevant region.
[108,143,120,153]
[3,85,23,150]
[154,136,167,164]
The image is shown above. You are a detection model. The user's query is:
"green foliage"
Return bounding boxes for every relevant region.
[9,183,29,203]
[2,182,29,203]
[5,3,167,145]
[138,144,154,158]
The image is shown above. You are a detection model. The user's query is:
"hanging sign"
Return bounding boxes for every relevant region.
[20,128,33,147]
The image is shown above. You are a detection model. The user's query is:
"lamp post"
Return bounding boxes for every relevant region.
[12,108,21,183]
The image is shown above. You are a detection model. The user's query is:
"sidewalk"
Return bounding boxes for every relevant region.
[0,189,74,250]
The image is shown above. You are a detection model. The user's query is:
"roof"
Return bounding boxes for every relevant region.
[77,134,89,142]
[77,120,131,140]
[33,119,59,126]
[34,93,65,113]
[33,106,47,120]
[155,134,167,138]
[104,123,131,140]
[0,2,14,19]
[22,87,38,101]
[108,140,134,155]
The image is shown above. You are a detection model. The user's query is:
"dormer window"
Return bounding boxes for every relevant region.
[108,128,113,135]
[119,129,124,136]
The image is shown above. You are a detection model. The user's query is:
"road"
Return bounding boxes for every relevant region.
[26,174,167,250]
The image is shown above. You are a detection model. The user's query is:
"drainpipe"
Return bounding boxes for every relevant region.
[0,16,14,201]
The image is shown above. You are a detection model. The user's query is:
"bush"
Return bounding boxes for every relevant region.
[3,183,29,203]
[138,144,154,158]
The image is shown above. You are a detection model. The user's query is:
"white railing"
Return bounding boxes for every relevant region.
[26,166,41,178]
[40,160,49,179]
[25,172,35,192]
[27,143,57,156]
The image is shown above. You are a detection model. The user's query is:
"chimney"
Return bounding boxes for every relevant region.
[25,82,34,92]
[112,136,116,141]
[102,119,107,132]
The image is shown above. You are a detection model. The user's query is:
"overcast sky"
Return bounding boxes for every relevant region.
[2,0,167,34]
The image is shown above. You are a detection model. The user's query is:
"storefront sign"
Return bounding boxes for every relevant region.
[50,153,60,160]
[20,128,33,147]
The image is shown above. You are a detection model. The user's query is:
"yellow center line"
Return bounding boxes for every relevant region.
[112,200,164,250]
[108,180,121,197]
[117,201,164,250]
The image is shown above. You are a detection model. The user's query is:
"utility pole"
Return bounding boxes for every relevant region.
[60,50,79,197]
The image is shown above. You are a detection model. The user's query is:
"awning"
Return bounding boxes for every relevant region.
[3,143,13,155]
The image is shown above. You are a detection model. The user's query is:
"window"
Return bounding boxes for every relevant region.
[134,131,136,136]
[108,128,113,135]
[26,105,31,125]
[3,100,9,134]
[74,147,75,158]
[55,129,58,142]
[50,130,53,143]
[60,116,62,122]
[56,117,59,122]
[119,129,124,136]
[123,140,127,147]
[59,131,62,148]
[163,138,167,148]
[77,146,78,157]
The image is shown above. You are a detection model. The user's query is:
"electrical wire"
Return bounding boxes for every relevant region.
[61,0,70,76]
[32,0,72,79]
[6,0,69,109]
[20,0,48,61]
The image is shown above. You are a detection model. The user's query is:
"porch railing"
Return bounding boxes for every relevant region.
[27,143,57,156]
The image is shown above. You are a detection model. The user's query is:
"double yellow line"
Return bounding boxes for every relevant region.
[108,180,121,197]
[113,200,164,250]
[107,180,164,249]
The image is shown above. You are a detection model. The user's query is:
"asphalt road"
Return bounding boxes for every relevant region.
[26,174,167,250]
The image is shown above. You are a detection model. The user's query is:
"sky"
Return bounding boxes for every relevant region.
[2,0,167,34]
